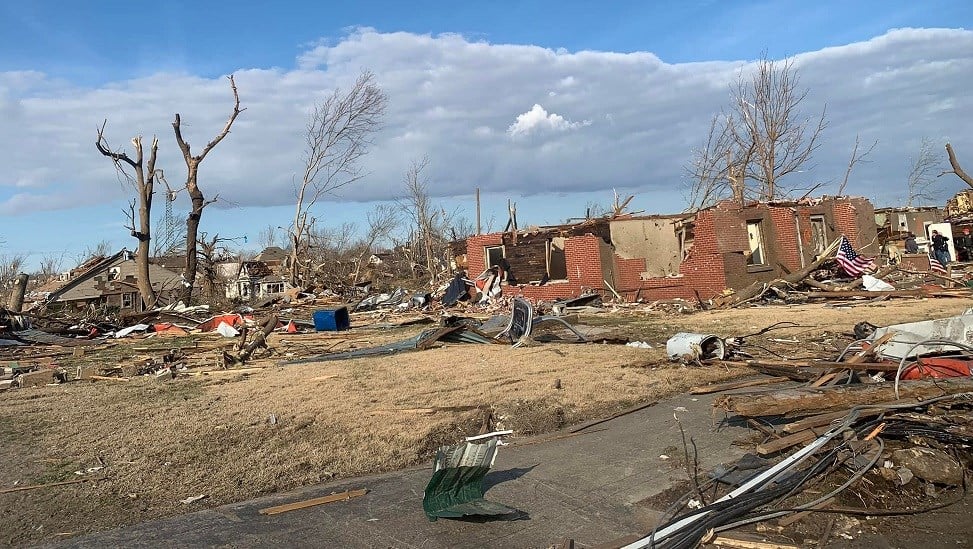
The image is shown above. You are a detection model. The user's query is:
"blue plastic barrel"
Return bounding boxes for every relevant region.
[313,307,350,331]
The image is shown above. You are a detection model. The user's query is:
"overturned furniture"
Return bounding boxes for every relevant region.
[496,297,587,347]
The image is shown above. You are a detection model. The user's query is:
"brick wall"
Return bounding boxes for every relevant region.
[612,208,728,301]
[769,207,802,272]
[459,233,606,302]
[465,233,503,276]
[505,234,607,301]
[832,198,877,253]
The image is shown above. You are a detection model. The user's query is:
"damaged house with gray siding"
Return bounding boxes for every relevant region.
[36,250,183,313]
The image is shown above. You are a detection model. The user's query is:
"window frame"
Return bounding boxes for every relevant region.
[484,245,505,268]
[809,215,828,256]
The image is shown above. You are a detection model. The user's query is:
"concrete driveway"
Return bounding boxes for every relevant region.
[55,391,752,548]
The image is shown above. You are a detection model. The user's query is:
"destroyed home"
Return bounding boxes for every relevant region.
[34,250,183,312]
[874,206,944,243]
[455,196,877,302]
[219,247,294,301]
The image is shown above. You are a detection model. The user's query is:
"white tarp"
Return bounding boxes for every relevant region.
[216,321,240,338]
[862,275,895,292]
[115,324,149,338]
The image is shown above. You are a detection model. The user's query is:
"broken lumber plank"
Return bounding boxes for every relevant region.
[756,428,822,455]
[258,488,368,515]
[804,289,924,298]
[809,372,841,388]
[0,476,105,494]
[781,408,884,434]
[716,378,973,417]
[843,333,895,364]
[188,367,267,377]
[701,532,799,549]
[88,375,131,382]
[690,377,790,395]
[719,359,904,374]
[714,361,817,382]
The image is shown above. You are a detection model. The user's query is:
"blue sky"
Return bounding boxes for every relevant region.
[1,1,971,269]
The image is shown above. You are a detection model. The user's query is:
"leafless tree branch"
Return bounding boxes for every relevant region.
[907,137,942,207]
[837,134,878,196]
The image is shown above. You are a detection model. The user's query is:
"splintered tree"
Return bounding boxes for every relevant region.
[95,122,161,308]
[197,232,232,303]
[172,75,244,302]
[290,70,387,287]
[941,143,973,188]
[687,55,827,209]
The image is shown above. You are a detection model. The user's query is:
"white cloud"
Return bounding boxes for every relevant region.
[0,27,971,217]
[507,104,590,138]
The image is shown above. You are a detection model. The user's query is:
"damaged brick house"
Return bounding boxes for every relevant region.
[35,250,183,312]
[454,196,877,302]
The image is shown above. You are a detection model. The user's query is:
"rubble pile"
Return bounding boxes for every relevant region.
[633,313,973,548]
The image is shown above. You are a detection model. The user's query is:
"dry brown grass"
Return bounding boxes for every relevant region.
[2,297,970,545]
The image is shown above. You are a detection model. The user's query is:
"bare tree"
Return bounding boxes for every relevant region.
[732,56,827,199]
[77,239,114,264]
[257,225,284,251]
[95,122,161,307]
[37,253,65,282]
[907,138,942,207]
[940,143,973,189]
[837,134,878,196]
[397,158,459,282]
[685,115,736,210]
[687,55,827,207]
[172,75,244,302]
[290,70,388,286]
[398,157,436,279]
[449,216,477,241]
[350,204,399,284]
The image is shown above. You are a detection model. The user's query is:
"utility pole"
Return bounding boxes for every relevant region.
[475,188,481,235]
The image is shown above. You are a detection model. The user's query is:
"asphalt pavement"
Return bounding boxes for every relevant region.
[55,391,752,549]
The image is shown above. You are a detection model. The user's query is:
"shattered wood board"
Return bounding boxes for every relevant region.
[716,377,973,417]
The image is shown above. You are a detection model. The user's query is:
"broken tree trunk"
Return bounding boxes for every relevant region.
[944,143,973,188]
[238,314,278,362]
[719,237,842,307]
[7,273,29,312]
[715,377,973,417]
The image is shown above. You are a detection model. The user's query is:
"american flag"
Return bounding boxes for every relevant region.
[835,235,875,277]
[929,255,948,274]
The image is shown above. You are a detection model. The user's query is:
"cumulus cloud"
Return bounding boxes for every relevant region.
[0,27,971,217]
[507,104,591,137]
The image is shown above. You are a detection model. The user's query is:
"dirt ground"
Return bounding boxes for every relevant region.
[2,297,970,546]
